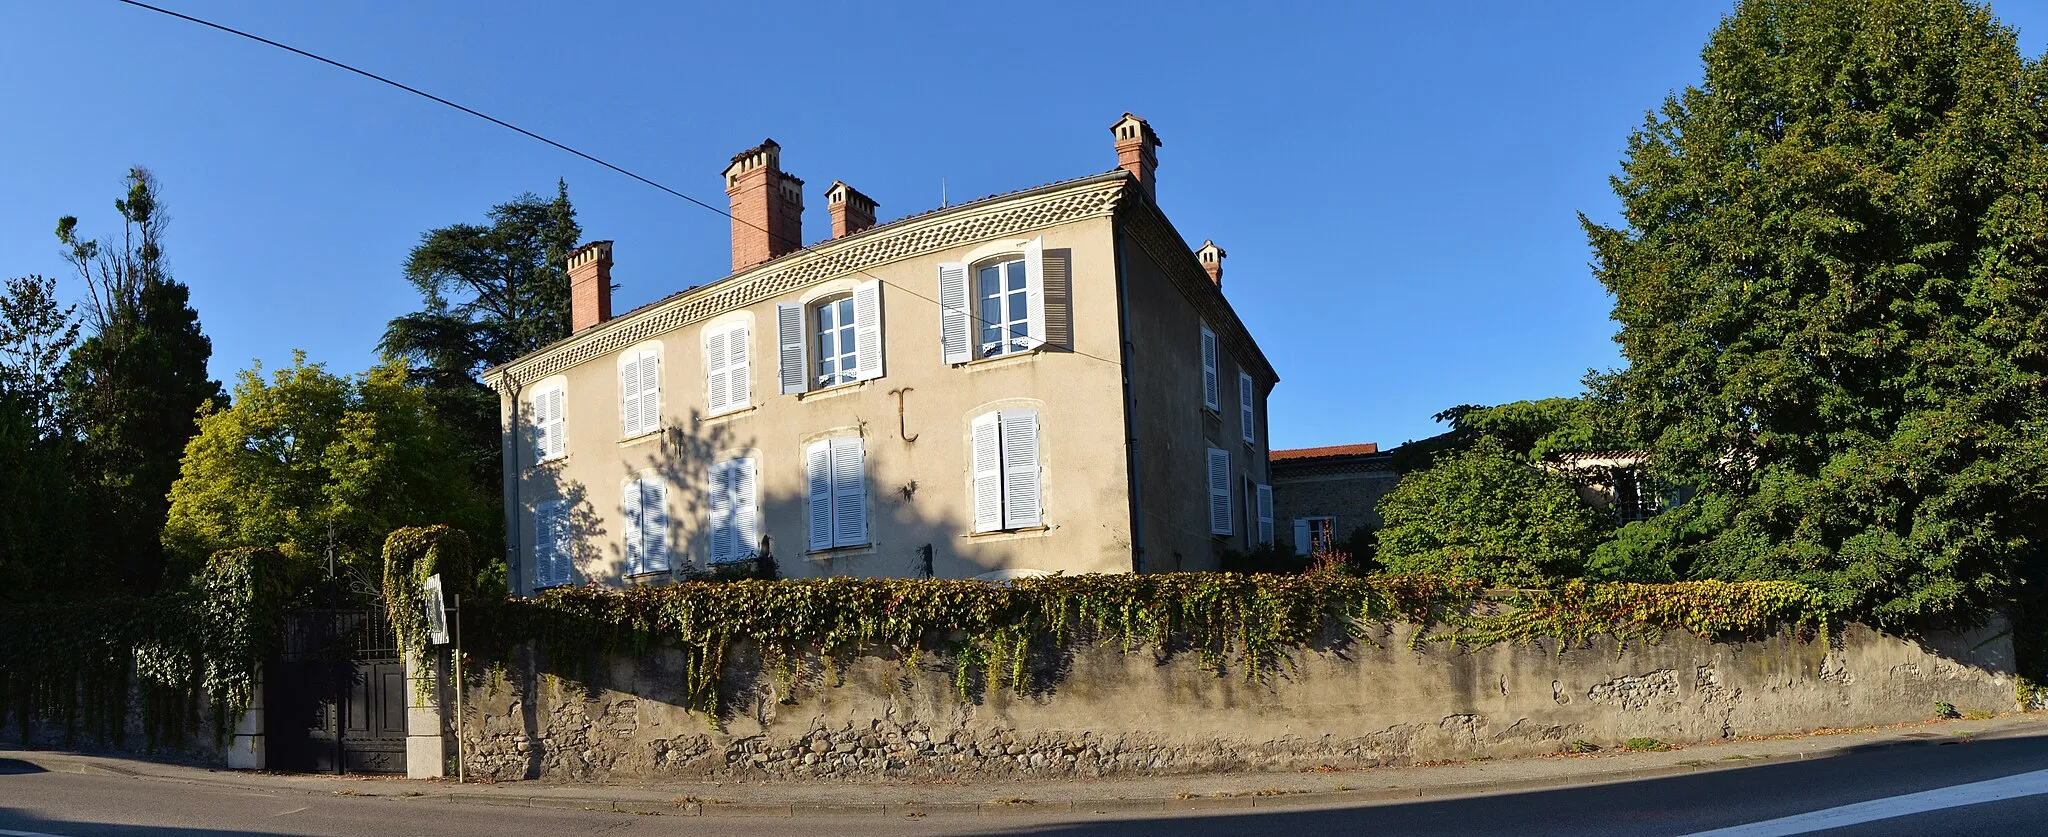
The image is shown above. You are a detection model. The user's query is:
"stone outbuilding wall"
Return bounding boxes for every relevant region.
[447,621,2018,782]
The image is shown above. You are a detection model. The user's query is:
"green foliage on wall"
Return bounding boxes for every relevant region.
[462,573,1831,719]
[382,525,476,695]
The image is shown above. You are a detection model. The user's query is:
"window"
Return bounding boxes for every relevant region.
[777,280,883,394]
[1206,447,1232,535]
[1238,372,1256,446]
[619,348,660,438]
[806,437,866,550]
[1201,326,1220,411]
[938,239,1045,363]
[533,500,571,588]
[1255,484,1275,546]
[621,477,669,575]
[707,457,760,563]
[706,322,750,415]
[1293,517,1336,556]
[531,385,566,462]
[972,410,1042,532]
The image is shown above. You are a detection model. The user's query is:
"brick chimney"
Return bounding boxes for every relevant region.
[1196,240,1225,287]
[723,139,805,272]
[567,240,614,333]
[825,180,878,239]
[1110,113,1162,202]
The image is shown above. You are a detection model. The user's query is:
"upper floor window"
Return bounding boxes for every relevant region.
[531,384,566,462]
[705,322,750,415]
[1200,325,1221,411]
[1238,372,1257,446]
[619,347,661,438]
[777,280,883,394]
[938,239,1045,364]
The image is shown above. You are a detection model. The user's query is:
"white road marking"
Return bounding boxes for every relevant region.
[1679,767,2048,836]
[0,829,66,837]
[274,806,309,816]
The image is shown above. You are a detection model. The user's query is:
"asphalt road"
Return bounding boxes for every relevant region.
[3,733,2047,836]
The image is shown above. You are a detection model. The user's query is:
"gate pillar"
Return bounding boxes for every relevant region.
[405,649,446,779]
[226,674,266,770]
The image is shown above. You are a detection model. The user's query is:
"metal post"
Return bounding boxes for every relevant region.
[453,594,465,784]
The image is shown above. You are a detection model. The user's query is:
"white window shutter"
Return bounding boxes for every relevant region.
[619,357,642,438]
[732,457,759,559]
[1256,484,1274,546]
[831,437,866,546]
[776,303,807,395]
[621,479,644,573]
[1293,519,1312,556]
[971,412,1003,533]
[707,461,735,563]
[535,501,567,587]
[639,350,661,435]
[547,389,565,458]
[1000,410,1041,528]
[1022,238,1047,349]
[727,325,750,409]
[853,279,884,381]
[938,262,972,364]
[642,479,668,572]
[706,328,730,413]
[806,441,833,551]
[1239,372,1256,445]
[1201,326,1220,411]
[530,389,553,460]
[1206,447,1232,535]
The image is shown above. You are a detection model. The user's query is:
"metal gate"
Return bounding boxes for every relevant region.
[267,609,409,774]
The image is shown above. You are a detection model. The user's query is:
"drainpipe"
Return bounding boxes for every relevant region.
[502,377,523,597]
[1113,228,1146,574]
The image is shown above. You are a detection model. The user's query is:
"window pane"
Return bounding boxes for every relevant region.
[1007,261,1026,291]
[836,298,854,322]
[818,330,835,357]
[978,265,1001,298]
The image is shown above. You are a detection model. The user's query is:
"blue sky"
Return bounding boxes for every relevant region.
[3,2,2044,450]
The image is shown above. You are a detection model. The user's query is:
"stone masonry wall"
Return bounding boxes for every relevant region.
[453,622,2017,782]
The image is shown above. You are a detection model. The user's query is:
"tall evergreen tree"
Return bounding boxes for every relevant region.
[57,168,223,594]
[0,275,84,595]
[1586,0,2048,621]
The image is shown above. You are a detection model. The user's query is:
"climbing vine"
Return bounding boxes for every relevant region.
[382,525,475,696]
[463,573,1834,719]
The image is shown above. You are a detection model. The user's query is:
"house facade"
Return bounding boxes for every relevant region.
[1269,443,1398,554]
[482,114,1277,594]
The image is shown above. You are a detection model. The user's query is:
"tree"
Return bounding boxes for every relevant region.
[1585,0,2048,620]
[0,275,85,596]
[1376,438,1611,586]
[57,168,222,594]
[0,275,80,435]
[162,354,486,602]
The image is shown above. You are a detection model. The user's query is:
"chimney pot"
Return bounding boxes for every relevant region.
[826,180,879,239]
[567,240,615,332]
[1110,113,1162,203]
[723,139,805,271]
[1196,239,1225,288]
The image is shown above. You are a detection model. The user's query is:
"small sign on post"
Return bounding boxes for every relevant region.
[423,574,450,645]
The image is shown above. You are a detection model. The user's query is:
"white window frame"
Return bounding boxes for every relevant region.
[812,293,859,389]
[530,384,567,463]
[620,476,670,576]
[705,321,751,416]
[533,499,572,588]
[778,280,884,394]
[941,238,1045,364]
[971,409,1043,533]
[807,437,867,551]
[618,347,661,439]
[1201,325,1220,412]
[707,456,760,563]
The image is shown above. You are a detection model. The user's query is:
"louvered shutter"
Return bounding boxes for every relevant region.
[706,328,730,413]
[1022,238,1047,350]
[1206,447,1232,535]
[831,437,866,546]
[776,303,807,395]
[535,501,567,587]
[1293,519,1312,556]
[1255,484,1274,546]
[806,441,833,550]
[620,357,642,438]
[639,351,661,435]
[708,461,735,563]
[726,325,750,409]
[642,479,668,572]
[1201,327,1220,411]
[938,262,972,364]
[546,388,565,458]
[530,389,553,460]
[1000,410,1041,528]
[731,457,759,559]
[1239,372,1256,445]
[971,412,1003,533]
[853,279,884,381]
[621,479,644,573]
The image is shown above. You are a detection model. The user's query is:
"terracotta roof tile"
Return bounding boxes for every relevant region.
[1271,443,1380,461]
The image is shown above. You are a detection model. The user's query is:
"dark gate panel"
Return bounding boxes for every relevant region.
[267,609,407,774]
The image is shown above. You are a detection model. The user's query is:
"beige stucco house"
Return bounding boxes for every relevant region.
[481,114,1277,594]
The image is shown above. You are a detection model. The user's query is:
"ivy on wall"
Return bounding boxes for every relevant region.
[382,525,475,697]
[461,573,1833,719]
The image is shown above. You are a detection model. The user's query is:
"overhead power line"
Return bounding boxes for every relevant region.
[110,0,1132,370]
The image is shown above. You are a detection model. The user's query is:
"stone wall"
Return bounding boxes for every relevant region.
[451,621,2018,782]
